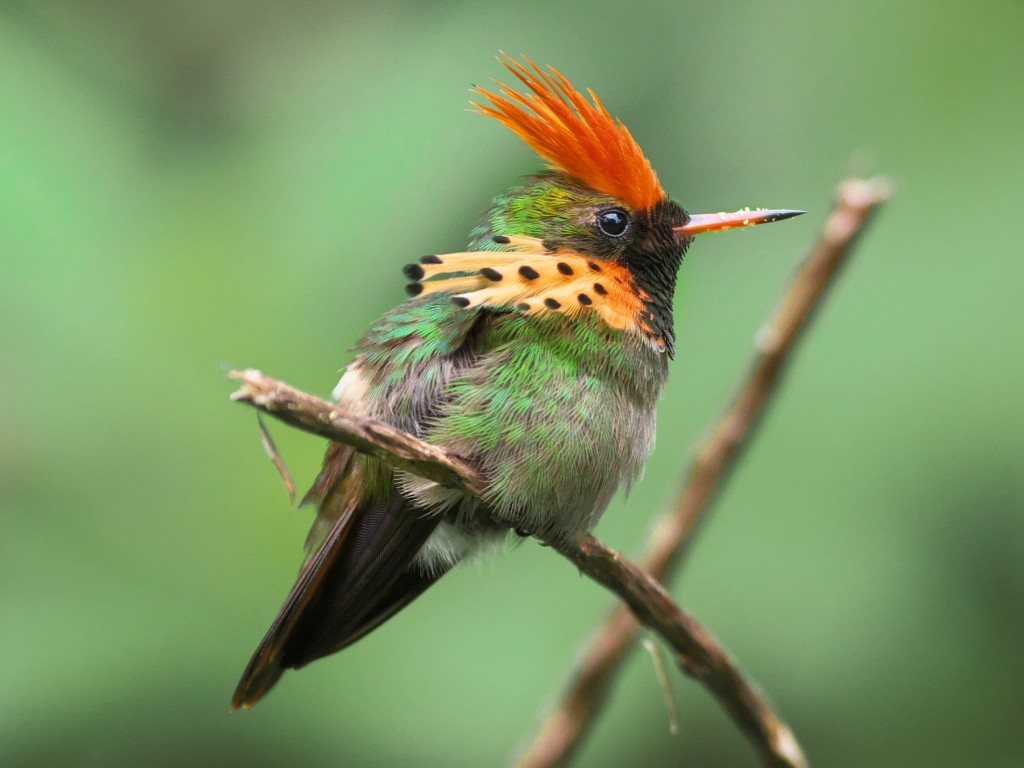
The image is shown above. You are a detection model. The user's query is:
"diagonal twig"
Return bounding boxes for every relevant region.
[228,368,805,767]
[516,177,891,768]
[230,371,484,497]
[228,176,887,768]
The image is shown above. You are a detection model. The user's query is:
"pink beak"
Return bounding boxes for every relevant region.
[673,208,805,239]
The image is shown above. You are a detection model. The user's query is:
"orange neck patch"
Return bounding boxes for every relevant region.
[405,237,666,353]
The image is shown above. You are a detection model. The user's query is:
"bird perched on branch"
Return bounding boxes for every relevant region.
[232,55,802,708]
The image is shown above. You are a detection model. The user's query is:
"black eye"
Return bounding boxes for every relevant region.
[597,208,630,238]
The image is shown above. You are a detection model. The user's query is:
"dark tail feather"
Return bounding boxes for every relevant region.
[311,566,446,659]
[230,659,285,711]
[231,492,444,709]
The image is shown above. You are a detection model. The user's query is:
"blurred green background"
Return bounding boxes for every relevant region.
[3,2,1022,766]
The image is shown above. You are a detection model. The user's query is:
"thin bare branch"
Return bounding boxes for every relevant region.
[257,414,296,504]
[641,637,679,736]
[554,536,807,768]
[517,177,891,768]
[228,369,804,768]
[229,369,484,497]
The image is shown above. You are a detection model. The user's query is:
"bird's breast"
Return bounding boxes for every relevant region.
[422,310,667,541]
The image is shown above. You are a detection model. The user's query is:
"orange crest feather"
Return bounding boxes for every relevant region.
[472,55,664,211]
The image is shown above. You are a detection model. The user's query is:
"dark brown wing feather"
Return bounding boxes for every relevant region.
[230,460,444,709]
[233,293,491,709]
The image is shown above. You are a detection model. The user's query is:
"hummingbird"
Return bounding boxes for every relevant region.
[231,55,803,709]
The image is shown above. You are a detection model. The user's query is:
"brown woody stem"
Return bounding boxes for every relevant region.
[517,177,890,767]
[228,175,888,768]
[228,369,804,768]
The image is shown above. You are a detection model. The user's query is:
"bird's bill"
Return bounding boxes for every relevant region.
[673,208,805,239]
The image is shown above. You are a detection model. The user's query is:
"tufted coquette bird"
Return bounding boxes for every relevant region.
[231,55,803,708]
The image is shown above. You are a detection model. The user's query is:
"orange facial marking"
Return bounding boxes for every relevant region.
[407,238,660,346]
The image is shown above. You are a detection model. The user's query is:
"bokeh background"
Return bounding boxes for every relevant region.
[3,2,1022,766]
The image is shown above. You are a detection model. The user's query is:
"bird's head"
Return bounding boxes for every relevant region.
[409,55,802,356]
